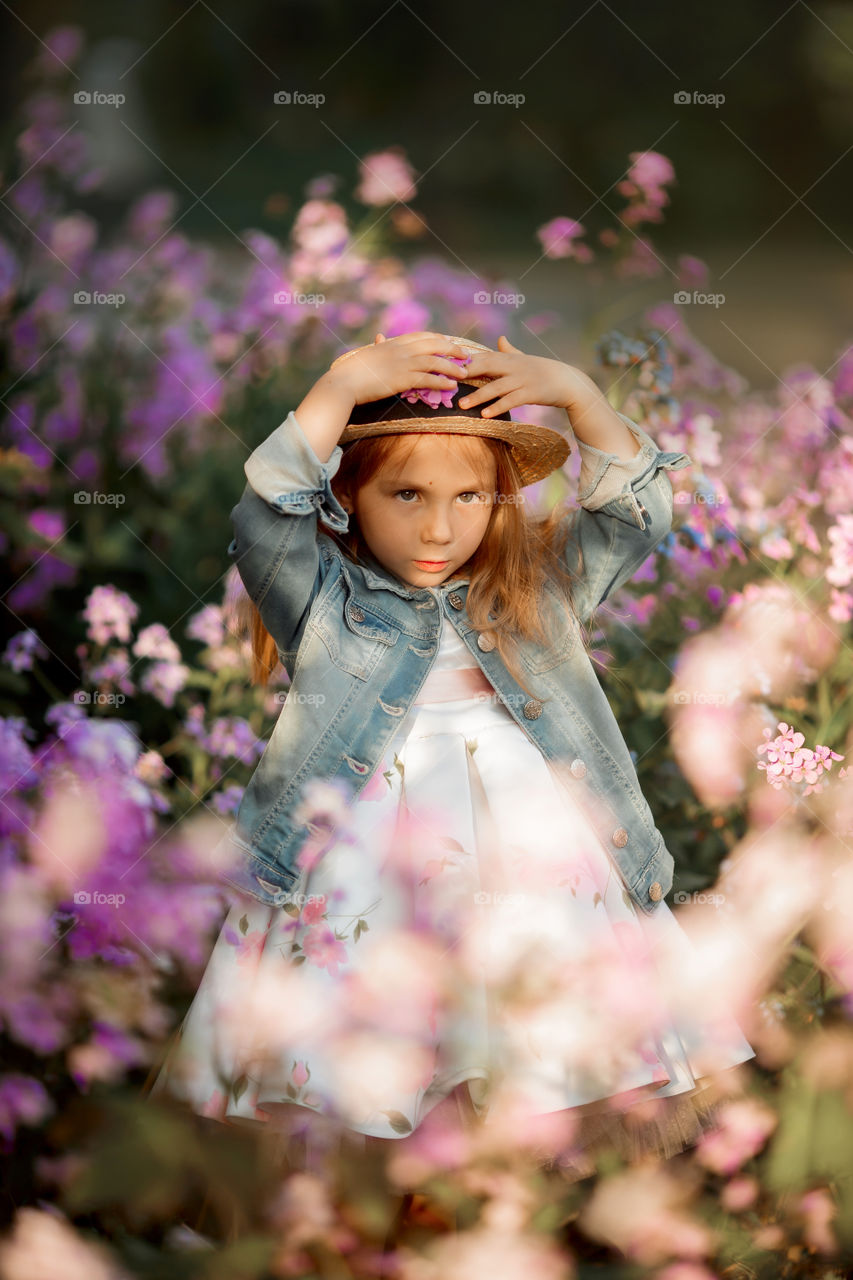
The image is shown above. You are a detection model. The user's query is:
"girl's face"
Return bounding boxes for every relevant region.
[348,434,497,588]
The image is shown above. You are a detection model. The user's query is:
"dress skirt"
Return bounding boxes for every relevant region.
[149,686,756,1178]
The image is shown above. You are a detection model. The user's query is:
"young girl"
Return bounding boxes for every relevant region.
[149,330,755,1206]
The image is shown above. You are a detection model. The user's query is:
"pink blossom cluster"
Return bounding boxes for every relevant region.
[757,720,844,795]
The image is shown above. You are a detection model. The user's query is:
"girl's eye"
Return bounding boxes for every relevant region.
[393,490,489,504]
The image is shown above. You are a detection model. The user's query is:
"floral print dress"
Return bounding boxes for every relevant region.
[150,616,755,1154]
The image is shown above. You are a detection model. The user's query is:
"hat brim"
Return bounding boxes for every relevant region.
[339,416,570,488]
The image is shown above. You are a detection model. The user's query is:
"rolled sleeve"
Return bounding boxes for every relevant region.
[558,412,694,624]
[576,412,665,504]
[573,410,692,531]
[244,410,350,533]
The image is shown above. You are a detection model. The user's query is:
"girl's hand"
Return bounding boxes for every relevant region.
[324,332,472,407]
[456,335,587,417]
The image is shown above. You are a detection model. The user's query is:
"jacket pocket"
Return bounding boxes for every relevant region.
[313,583,401,680]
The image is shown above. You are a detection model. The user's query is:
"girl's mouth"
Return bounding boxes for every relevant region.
[413,560,448,570]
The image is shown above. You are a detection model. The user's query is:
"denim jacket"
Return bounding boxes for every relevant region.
[221,407,692,915]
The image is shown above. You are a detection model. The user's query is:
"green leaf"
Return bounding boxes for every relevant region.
[232,1074,248,1102]
[238,913,249,935]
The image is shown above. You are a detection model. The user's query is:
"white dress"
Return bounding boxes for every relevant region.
[150,612,755,1170]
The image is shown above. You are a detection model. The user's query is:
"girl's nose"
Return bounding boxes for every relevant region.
[421,510,453,543]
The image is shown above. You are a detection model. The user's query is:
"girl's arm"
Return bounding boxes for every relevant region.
[228,336,471,662]
[228,400,351,665]
[558,409,692,625]
[454,338,693,624]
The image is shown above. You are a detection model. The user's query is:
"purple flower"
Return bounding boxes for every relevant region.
[139,661,190,708]
[186,605,225,648]
[206,716,265,763]
[82,585,140,647]
[211,784,244,816]
[536,216,592,262]
[0,1075,53,1145]
[0,718,38,791]
[36,24,84,74]
[132,623,181,663]
[3,630,48,674]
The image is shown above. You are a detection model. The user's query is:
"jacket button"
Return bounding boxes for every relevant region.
[648,881,663,902]
[477,632,496,651]
[611,827,628,847]
[448,592,464,610]
[523,699,542,719]
[570,758,587,778]
[350,605,365,622]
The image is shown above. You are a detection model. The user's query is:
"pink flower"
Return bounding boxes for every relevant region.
[82,584,139,646]
[355,147,417,206]
[400,355,470,409]
[132,622,181,663]
[300,896,327,925]
[302,925,348,976]
[536,216,593,262]
[696,1098,777,1174]
[757,721,844,795]
[291,1059,309,1087]
[233,929,266,968]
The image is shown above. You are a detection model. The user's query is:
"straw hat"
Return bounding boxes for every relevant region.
[329,334,571,487]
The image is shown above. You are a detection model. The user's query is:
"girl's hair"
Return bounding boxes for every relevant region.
[237,431,587,697]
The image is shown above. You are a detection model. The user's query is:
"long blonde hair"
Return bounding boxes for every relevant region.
[235,432,586,696]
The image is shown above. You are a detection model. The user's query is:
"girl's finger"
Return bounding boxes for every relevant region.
[457,376,514,410]
[479,392,524,418]
[416,374,461,388]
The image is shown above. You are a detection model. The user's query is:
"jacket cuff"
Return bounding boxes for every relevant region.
[574,411,686,510]
[243,410,350,533]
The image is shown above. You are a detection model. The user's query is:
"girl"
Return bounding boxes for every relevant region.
[149,330,755,1222]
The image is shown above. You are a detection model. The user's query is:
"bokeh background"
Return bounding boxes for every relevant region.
[3,0,853,369]
[3,4,853,1276]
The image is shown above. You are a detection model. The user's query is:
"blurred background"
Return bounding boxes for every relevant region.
[4,5,853,1270]
[3,0,852,378]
